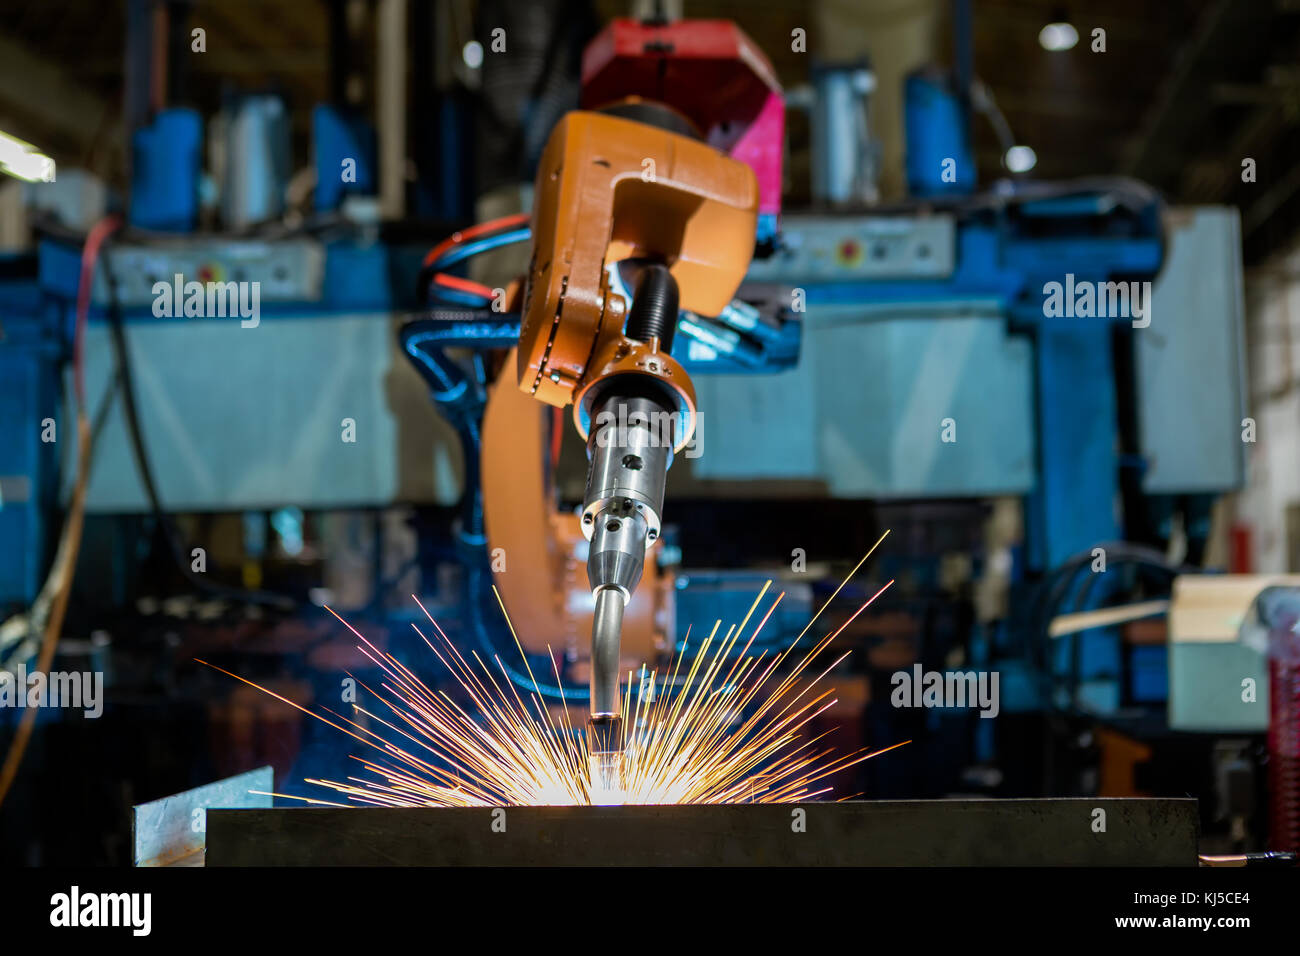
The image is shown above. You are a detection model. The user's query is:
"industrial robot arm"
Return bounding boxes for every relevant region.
[519,105,759,790]
[580,263,682,790]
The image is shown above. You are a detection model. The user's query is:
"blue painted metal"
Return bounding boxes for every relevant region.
[130,108,202,232]
[904,69,975,197]
[322,240,393,310]
[1131,645,1168,703]
[1026,317,1120,572]
[312,105,377,211]
[763,187,1166,718]
[674,570,812,651]
[792,209,1161,569]
[1020,265,1143,717]
[0,266,58,606]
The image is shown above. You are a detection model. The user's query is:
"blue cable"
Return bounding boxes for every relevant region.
[430,228,531,271]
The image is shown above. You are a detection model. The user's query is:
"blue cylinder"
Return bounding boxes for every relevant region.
[313,104,377,212]
[130,108,202,231]
[904,69,974,198]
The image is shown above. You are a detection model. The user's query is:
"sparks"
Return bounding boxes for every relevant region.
[198,531,907,807]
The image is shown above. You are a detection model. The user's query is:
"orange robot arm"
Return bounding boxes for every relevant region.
[489,100,758,789]
[518,106,758,428]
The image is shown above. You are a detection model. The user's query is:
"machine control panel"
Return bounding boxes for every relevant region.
[749,214,955,282]
[91,238,326,307]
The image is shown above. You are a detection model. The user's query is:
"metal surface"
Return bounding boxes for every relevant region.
[690,313,1034,496]
[579,17,784,229]
[586,715,624,799]
[746,214,955,282]
[582,390,675,723]
[72,311,459,511]
[87,238,325,307]
[810,64,878,206]
[1167,575,1277,732]
[205,798,1198,866]
[1030,318,1120,572]
[589,588,626,717]
[520,108,755,408]
[133,766,273,867]
[582,395,673,552]
[130,108,202,232]
[1138,207,1247,493]
[0,277,58,604]
[905,69,975,198]
[221,95,291,230]
[480,351,672,662]
[313,104,377,211]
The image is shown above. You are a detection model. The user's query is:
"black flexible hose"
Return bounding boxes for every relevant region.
[101,249,297,610]
[624,263,679,352]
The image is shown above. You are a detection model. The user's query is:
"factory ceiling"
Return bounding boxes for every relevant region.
[1,0,1299,260]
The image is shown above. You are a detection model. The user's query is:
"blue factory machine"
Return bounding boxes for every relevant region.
[0,19,1245,804]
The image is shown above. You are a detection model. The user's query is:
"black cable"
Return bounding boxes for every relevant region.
[100,247,297,610]
[1027,542,1188,725]
[1031,545,1187,795]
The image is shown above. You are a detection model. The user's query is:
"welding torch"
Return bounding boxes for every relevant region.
[579,264,682,792]
[514,105,759,794]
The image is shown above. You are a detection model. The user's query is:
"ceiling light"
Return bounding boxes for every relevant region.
[1039,22,1079,52]
[1005,145,1037,173]
[0,130,55,183]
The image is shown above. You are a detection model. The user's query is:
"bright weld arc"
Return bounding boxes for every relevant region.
[200,531,909,807]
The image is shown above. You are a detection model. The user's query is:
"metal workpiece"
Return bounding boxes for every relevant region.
[204,798,1201,866]
[133,766,273,867]
[589,587,627,716]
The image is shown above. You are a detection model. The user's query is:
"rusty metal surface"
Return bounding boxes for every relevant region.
[205,798,1198,866]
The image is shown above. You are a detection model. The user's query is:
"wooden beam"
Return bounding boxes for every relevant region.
[1049,599,1170,639]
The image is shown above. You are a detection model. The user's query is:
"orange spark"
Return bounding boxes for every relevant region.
[199,531,906,807]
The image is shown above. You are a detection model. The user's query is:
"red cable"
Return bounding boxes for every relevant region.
[0,214,118,810]
[73,214,124,411]
[433,273,496,301]
[420,211,530,269]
